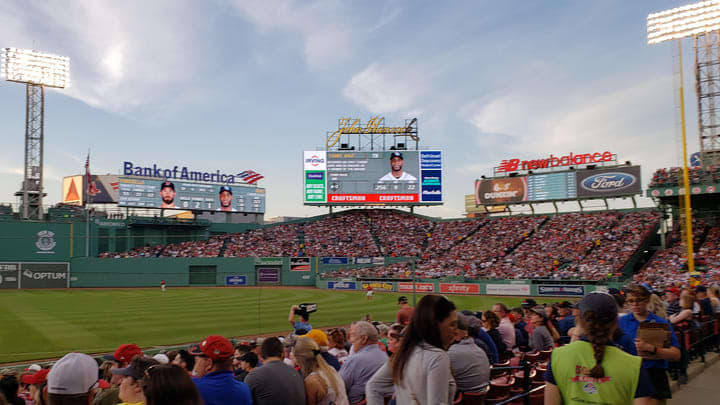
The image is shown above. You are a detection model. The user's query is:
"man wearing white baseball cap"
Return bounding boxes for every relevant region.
[47,352,101,405]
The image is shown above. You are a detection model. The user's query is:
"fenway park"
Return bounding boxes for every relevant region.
[1,2,720,405]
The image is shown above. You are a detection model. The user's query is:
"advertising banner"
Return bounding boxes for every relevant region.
[360,281,394,292]
[0,263,19,289]
[118,177,265,213]
[290,257,311,271]
[327,281,357,290]
[475,177,528,205]
[439,283,480,294]
[19,263,69,289]
[225,275,247,286]
[398,282,435,293]
[355,257,373,264]
[86,175,120,203]
[575,166,642,198]
[255,257,283,265]
[485,284,530,296]
[538,285,585,296]
[304,151,327,203]
[257,268,280,284]
[304,150,443,205]
[321,257,349,265]
[62,176,83,205]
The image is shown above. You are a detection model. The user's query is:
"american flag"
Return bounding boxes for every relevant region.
[237,170,264,184]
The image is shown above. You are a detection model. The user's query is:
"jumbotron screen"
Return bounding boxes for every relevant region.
[118,177,266,213]
[303,150,443,205]
[475,165,642,205]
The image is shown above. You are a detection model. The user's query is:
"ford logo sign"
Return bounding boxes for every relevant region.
[581,172,636,192]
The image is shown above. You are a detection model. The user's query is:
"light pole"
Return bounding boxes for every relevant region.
[647,1,720,274]
[1,47,70,219]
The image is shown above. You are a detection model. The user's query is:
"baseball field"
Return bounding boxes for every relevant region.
[0,287,551,364]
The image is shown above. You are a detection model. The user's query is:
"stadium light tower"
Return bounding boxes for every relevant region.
[1,47,70,219]
[646,1,720,274]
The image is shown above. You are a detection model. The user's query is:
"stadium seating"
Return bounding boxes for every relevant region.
[100,209,663,283]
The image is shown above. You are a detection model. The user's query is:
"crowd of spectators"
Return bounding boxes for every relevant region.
[97,237,225,259]
[366,210,434,257]
[100,209,664,283]
[487,212,660,280]
[636,218,720,290]
[7,284,717,405]
[649,165,720,187]
[302,211,380,258]
[224,224,301,257]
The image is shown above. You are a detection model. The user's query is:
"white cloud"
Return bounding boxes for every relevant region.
[0,0,211,115]
[228,0,356,70]
[343,63,427,114]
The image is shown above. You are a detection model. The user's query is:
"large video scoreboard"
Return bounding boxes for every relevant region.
[118,177,266,213]
[475,166,641,205]
[304,150,443,205]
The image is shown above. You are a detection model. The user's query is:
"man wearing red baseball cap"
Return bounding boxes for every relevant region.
[93,344,143,405]
[189,335,252,405]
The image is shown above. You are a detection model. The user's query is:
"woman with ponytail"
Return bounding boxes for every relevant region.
[544,292,655,405]
[293,337,349,405]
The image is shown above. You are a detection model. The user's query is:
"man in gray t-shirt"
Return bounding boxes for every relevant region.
[448,314,490,393]
[245,337,305,405]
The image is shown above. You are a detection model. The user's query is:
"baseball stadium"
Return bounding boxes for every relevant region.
[2,2,720,405]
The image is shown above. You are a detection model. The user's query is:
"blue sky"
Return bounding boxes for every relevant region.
[0,0,697,218]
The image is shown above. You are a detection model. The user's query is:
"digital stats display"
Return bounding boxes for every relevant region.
[475,166,641,205]
[118,177,266,213]
[303,150,443,205]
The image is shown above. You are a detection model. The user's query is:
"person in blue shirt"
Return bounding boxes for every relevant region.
[619,284,681,404]
[289,304,313,334]
[462,310,499,363]
[556,301,575,344]
[189,335,252,405]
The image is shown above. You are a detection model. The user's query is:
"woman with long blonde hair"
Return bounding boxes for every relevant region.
[293,337,349,405]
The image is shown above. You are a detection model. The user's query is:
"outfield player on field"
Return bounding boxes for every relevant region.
[378,152,417,182]
[366,284,374,300]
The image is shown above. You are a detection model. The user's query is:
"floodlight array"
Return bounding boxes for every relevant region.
[648,0,720,44]
[1,47,70,88]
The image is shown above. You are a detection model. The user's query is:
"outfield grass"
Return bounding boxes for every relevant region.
[0,287,558,364]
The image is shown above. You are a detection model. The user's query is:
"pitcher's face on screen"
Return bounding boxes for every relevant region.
[160,181,176,207]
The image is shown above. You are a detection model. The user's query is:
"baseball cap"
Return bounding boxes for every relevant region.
[219,185,232,194]
[103,344,143,363]
[558,301,573,309]
[521,298,537,308]
[26,364,42,372]
[110,363,143,380]
[300,329,329,347]
[608,288,622,295]
[152,353,169,364]
[398,296,408,304]
[578,292,618,321]
[160,181,174,191]
[666,287,681,295]
[188,335,234,360]
[529,306,548,320]
[390,152,404,160]
[696,285,708,293]
[22,369,49,385]
[47,353,99,395]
